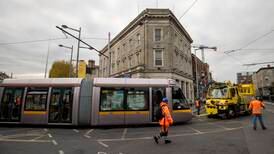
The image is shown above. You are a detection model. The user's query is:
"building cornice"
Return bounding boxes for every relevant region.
[100,8,193,54]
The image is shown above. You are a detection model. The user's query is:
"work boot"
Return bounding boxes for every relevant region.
[262,127,267,130]
[165,140,172,144]
[153,136,159,144]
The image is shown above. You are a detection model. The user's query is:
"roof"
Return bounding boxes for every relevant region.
[101,8,193,52]
[0,78,82,87]
[93,78,177,87]
[256,66,274,73]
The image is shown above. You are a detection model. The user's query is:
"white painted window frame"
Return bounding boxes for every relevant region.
[154,28,162,42]
[154,49,164,67]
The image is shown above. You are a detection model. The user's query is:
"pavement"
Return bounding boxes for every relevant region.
[0,102,274,154]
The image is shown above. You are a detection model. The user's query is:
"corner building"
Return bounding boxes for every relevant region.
[99,9,194,100]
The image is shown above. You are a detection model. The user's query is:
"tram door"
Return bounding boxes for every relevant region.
[0,88,24,122]
[152,88,166,122]
[49,88,73,123]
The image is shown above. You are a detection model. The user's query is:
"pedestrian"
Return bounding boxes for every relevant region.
[195,98,201,115]
[154,97,173,144]
[249,96,267,130]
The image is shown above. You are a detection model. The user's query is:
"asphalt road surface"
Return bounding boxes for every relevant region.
[1,102,274,154]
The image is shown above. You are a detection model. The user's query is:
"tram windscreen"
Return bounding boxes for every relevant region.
[172,87,190,110]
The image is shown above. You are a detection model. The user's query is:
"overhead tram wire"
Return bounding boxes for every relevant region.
[0,37,108,46]
[243,61,274,66]
[0,38,66,46]
[224,29,274,54]
[179,0,198,20]
[239,48,274,51]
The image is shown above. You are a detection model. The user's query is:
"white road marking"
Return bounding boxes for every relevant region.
[31,135,45,141]
[121,128,127,139]
[44,129,48,132]
[208,122,231,130]
[98,141,109,148]
[265,102,274,106]
[84,135,91,138]
[52,140,58,146]
[188,126,203,134]
[266,109,274,114]
[85,129,94,135]
[73,129,79,133]
[84,129,94,138]
[97,152,107,154]
[1,133,43,139]
[0,139,51,143]
[48,133,53,138]
[98,126,243,142]
[59,150,64,154]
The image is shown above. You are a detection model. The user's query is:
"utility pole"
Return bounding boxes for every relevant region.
[194,49,199,99]
[44,40,50,78]
[76,27,81,78]
[108,32,111,77]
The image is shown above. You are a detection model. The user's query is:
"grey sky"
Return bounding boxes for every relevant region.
[0,0,273,82]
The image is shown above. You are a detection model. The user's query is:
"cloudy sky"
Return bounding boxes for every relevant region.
[0,0,273,82]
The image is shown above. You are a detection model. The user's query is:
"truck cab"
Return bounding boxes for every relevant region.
[205,82,241,118]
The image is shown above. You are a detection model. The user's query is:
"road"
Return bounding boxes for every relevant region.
[0,103,274,154]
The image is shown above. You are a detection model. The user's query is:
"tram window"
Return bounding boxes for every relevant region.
[0,88,24,121]
[100,88,124,111]
[126,88,148,111]
[172,87,189,110]
[25,87,48,111]
[152,88,166,106]
[49,88,73,123]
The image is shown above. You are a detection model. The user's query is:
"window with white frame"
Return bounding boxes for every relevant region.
[154,28,161,41]
[154,49,163,66]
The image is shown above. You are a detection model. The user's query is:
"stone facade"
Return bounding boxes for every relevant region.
[252,66,274,100]
[99,9,193,100]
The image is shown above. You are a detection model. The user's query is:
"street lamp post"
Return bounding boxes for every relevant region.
[59,44,73,78]
[61,25,81,78]
[194,49,199,99]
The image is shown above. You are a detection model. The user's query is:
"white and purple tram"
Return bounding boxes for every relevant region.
[0,78,192,126]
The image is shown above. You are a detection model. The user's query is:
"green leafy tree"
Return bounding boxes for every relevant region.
[49,60,74,78]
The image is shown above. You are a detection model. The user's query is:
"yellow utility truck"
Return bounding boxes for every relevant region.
[205,81,254,118]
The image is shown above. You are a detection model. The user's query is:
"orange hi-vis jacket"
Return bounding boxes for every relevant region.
[249,100,265,115]
[195,100,200,108]
[159,102,173,127]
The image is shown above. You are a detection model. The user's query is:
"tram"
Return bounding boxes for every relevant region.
[0,78,192,126]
